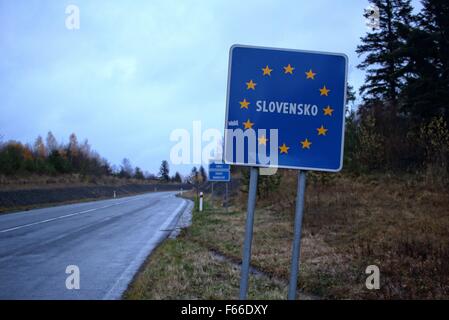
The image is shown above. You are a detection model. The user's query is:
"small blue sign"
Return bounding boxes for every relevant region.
[209,162,231,182]
[224,45,348,172]
[209,163,231,171]
[209,171,230,182]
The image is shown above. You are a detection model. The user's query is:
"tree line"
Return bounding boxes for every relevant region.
[345,0,448,180]
[0,131,185,182]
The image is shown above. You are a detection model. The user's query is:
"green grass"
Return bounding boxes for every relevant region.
[124,237,287,300]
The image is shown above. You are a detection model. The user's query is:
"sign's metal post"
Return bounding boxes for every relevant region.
[288,170,307,300]
[239,167,259,300]
[225,182,229,213]
[211,182,214,206]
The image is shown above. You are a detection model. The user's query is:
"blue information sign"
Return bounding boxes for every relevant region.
[224,45,348,172]
[209,162,231,182]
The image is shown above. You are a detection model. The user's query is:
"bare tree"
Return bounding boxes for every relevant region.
[119,158,134,178]
[46,131,58,154]
[33,136,46,158]
[68,133,79,156]
[187,166,205,198]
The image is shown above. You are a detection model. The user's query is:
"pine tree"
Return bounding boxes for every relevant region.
[173,172,182,183]
[346,84,357,114]
[199,165,207,183]
[158,160,170,181]
[421,0,449,122]
[401,0,449,121]
[134,167,145,180]
[356,0,414,107]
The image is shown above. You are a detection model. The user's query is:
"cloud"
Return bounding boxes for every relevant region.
[0,0,422,175]
[99,57,137,81]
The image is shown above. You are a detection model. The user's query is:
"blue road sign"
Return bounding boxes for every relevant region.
[224,45,348,172]
[209,163,230,171]
[209,171,230,182]
[209,162,231,182]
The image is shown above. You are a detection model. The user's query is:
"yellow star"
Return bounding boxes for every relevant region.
[320,85,330,96]
[239,99,250,109]
[300,138,312,149]
[317,125,328,136]
[305,69,316,79]
[279,143,289,154]
[258,135,268,145]
[323,105,334,116]
[243,119,254,129]
[246,80,256,90]
[262,65,273,76]
[284,64,294,74]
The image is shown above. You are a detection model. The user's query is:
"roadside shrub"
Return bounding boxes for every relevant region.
[240,167,282,198]
[48,150,72,174]
[0,142,26,175]
[355,113,385,172]
[418,116,449,185]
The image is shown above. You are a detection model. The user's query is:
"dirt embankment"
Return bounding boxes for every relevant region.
[0,183,191,213]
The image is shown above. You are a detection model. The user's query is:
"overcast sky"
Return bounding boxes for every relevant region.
[0,0,422,175]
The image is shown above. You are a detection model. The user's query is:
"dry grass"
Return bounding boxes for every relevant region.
[0,173,155,191]
[239,172,449,299]
[182,172,449,299]
[126,172,449,299]
[300,174,449,299]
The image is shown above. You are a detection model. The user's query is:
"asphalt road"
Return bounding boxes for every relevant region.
[0,191,191,300]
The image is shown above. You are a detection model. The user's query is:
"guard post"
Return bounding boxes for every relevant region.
[199,192,203,212]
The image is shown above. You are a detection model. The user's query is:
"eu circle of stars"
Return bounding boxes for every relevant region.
[225,45,348,172]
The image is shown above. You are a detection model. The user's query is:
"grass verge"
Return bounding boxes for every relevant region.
[0,191,153,214]
[124,238,288,300]
[125,173,449,300]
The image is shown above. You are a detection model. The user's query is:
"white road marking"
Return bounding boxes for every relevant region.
[0,196,150,234]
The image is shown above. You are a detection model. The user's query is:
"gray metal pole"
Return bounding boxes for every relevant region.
[239,167,259,299]
[288,170,307,300]
[225,182,229,213]
[211,182,214,206]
